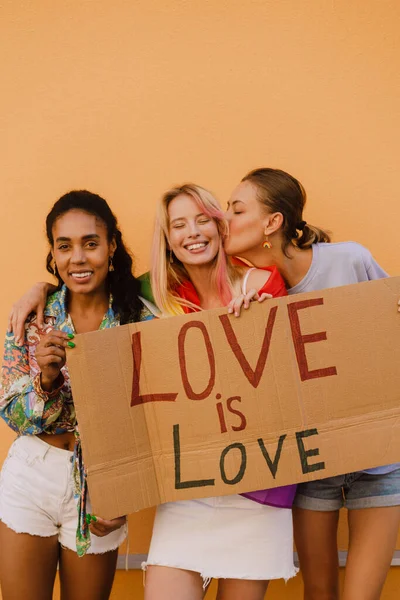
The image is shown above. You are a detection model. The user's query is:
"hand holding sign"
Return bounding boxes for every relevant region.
[68,277,400,520]
[227,290,273,316]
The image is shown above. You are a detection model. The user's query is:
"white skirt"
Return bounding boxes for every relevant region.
[143,494,297,584]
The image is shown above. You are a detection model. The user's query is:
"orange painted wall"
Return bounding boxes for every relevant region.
[30,568,400,600]
[1,1,400,597]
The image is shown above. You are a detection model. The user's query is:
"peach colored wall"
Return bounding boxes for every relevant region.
[1,0,400,578]
[23,569,400,600]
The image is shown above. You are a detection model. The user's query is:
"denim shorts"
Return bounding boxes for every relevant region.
[293,468,400,511]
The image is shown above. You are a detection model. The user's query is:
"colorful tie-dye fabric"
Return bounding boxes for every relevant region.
[0,285,153,556]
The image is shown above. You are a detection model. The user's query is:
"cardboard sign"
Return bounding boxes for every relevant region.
[68,277,400,519]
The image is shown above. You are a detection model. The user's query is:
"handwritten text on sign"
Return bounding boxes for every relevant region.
[68,277,400,518]
[131,299,337,489]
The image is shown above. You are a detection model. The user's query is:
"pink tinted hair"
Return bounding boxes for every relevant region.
[151,183,235,315]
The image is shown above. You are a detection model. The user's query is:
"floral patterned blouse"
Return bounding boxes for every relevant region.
[0,285,154,556]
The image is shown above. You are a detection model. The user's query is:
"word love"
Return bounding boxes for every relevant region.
[131,298,338,406]
[174,424,325,490]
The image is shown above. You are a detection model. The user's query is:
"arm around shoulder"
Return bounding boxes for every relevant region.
[246,268,272,294]
[8,281,57,345]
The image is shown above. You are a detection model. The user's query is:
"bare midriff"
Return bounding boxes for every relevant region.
[37,430,75,451]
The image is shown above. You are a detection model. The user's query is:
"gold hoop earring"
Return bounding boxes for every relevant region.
[109,256,115,272]
[53,261,58,274]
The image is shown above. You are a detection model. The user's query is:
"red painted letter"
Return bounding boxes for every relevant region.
[287,299,337,381]
[131,332,178,407]
[216,402,228,433]
[227,396,247,432]
[219,306,278,388]
[178,321,216,400]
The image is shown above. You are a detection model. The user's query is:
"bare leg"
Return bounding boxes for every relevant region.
[144,565,205,600]
[216,579,269,600]
[342,506,400,600]
[59,546,118,600]
[0,522,59,600]
[293,507,340,600]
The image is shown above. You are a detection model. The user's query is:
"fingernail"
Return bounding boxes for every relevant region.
[235,312,239,317]
[86,514,92,524]
[67,341,75,348]
[91,515,97,522]
[15,338,21,346]
[228,308,233,313]
[67,333,74,339]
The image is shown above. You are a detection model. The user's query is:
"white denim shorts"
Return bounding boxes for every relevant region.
[143,494,297,586]
[0,435,127,554]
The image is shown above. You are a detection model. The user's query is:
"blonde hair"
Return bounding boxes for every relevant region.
[151,183,240,316]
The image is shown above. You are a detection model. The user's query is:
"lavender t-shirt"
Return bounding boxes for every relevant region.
[288,241,399,475]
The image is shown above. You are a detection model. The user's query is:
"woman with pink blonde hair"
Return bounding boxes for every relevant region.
[142,182,297,600]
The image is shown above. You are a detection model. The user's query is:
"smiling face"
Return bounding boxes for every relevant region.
[167,193,220,267]
[52,209,116,294]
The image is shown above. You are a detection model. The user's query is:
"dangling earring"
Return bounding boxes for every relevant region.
[262,228,272,249]
[169,249,174,264]
[108,256,114,272]
[53,260,58,275]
